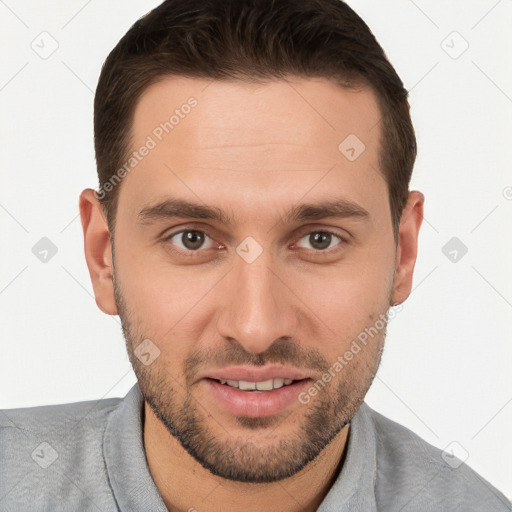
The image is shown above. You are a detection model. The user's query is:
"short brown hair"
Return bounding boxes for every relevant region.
[94,0,416,240]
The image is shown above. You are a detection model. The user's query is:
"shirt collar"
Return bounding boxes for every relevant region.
[317,402,378,511]
[103,383,168,511]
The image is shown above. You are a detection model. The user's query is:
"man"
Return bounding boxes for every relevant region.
[1,0,510,510]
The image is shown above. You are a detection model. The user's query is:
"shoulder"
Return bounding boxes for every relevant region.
[0,394,121,454]
[360,403,511,511]
[1,394,121,432]
[0,395,123,511]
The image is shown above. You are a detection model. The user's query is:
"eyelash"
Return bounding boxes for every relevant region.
[162,227,348,258]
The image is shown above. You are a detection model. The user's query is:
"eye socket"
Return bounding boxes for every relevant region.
[163,228,347,257]
[166,230,216,252]
[295,230,345,252]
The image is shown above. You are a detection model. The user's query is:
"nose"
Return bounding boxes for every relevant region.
[216,249,298,354]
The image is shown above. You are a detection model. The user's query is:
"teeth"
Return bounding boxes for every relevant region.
[256,379,273,391]
[220,378,296,390]
[273,378,284,389]
[238,380,256,390]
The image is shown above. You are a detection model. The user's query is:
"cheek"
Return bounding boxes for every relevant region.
[292,249,395,347]
[114,237,222,360]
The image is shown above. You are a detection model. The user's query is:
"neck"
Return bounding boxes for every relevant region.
[143,402,350,512]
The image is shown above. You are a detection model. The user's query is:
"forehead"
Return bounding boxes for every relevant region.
[119,76,386,225]
[132,76,381,157]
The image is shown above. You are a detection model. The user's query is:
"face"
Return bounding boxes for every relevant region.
[109,77,399,482]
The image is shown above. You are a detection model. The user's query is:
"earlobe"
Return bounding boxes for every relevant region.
[391,191,424,306]
[79,189,118,315]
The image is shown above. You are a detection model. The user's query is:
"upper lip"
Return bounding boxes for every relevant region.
[200,365,312,382]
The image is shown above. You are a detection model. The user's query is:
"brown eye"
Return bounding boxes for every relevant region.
[167,230,214,251]
[296,231,343,251]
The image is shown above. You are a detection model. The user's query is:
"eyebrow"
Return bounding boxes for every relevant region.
[137,197,370,227]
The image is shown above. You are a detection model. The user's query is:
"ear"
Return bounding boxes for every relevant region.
[391,190,424,306]
[79,189,118,315]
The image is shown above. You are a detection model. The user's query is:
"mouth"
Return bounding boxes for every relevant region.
[209,377,301,391]
[202,373,312,418]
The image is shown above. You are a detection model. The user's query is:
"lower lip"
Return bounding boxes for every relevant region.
[204,378,311,418]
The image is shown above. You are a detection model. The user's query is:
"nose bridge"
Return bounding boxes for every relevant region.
[217,248,297,354]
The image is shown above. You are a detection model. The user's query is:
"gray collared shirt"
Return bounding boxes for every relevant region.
[1,383,510,511]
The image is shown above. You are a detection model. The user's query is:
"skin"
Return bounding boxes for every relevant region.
[79,76,423,512]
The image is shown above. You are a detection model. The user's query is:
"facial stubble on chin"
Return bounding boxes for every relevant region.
[112,265,387,483]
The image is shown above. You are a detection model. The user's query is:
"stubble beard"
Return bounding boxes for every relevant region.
[112,267,387,483]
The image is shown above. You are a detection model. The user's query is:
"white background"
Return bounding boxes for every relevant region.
[1,0,511,501]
